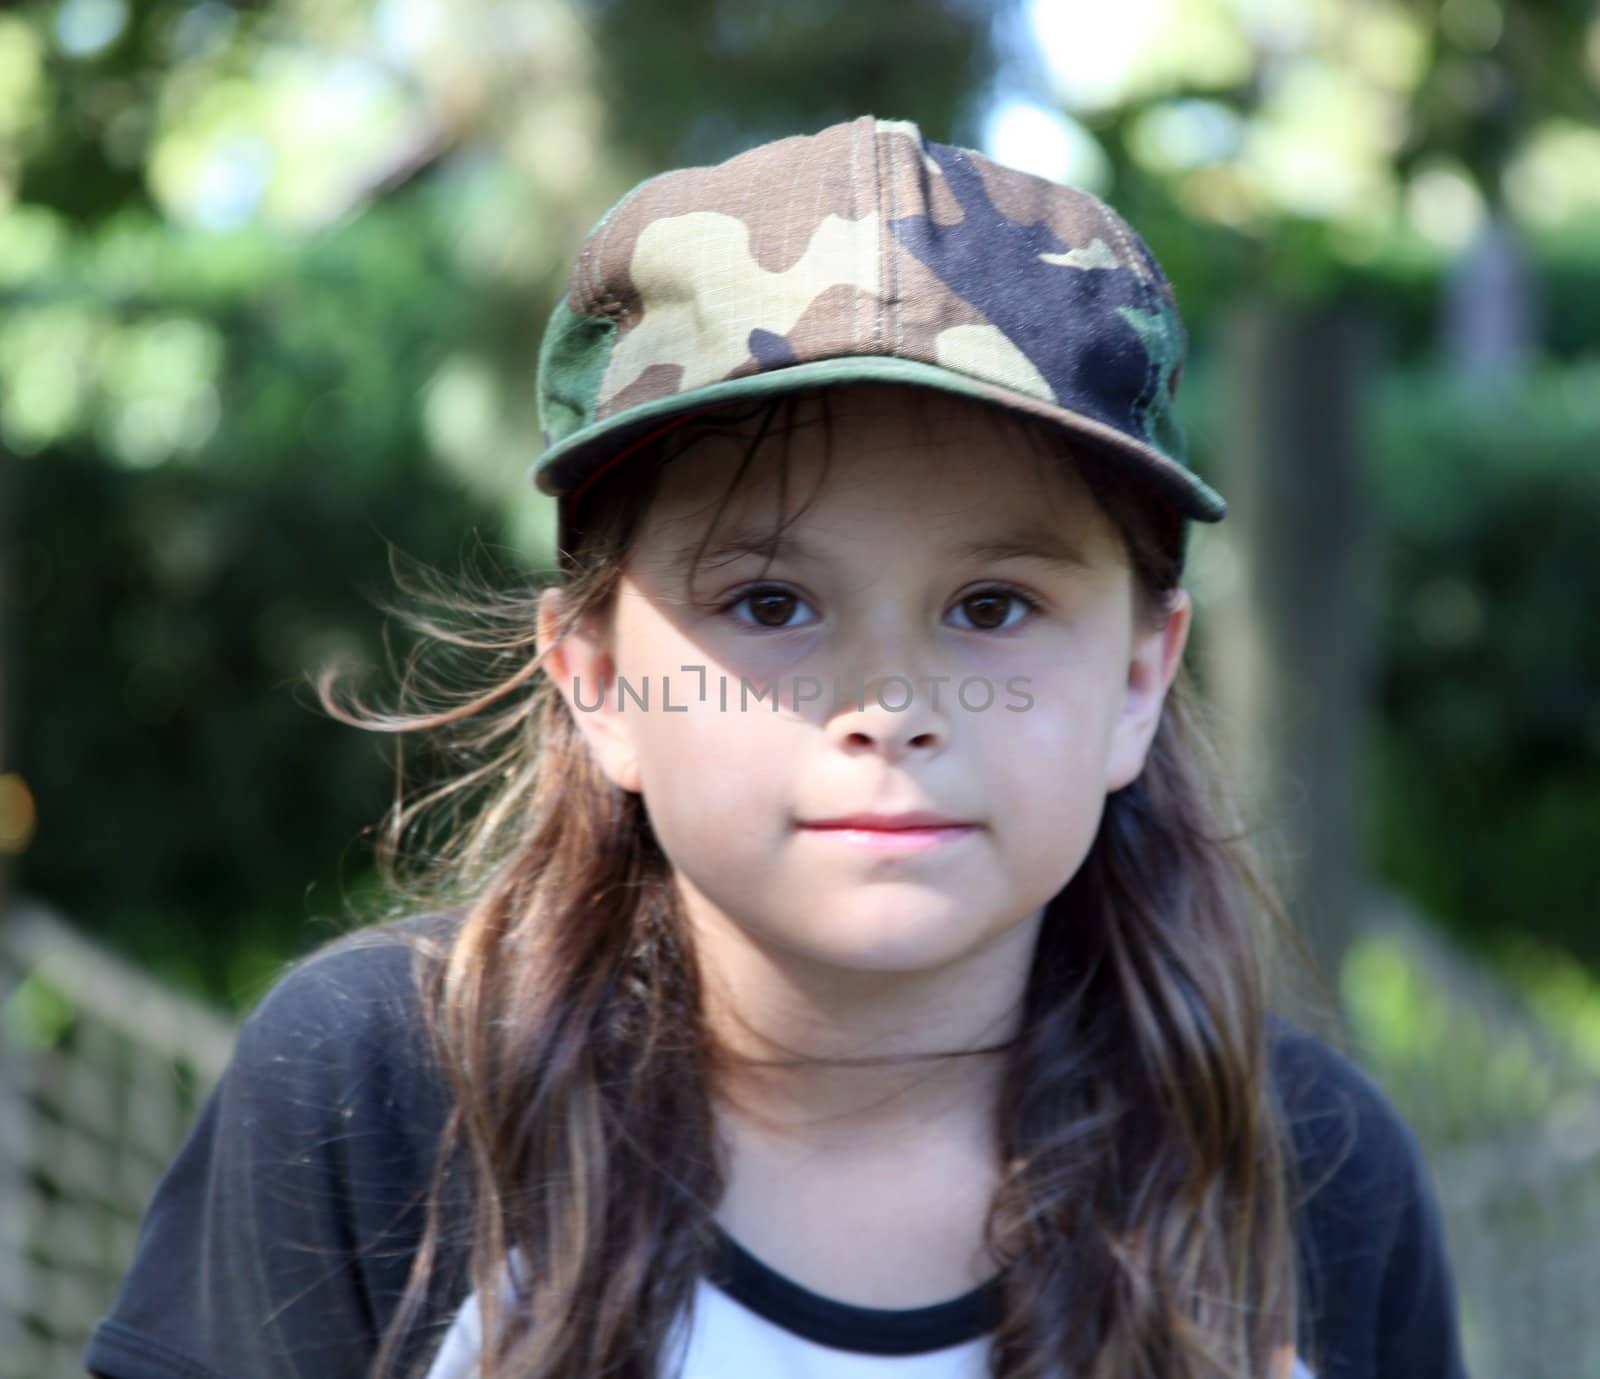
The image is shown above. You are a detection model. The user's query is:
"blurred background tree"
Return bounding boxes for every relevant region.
[2,0,1597,1016]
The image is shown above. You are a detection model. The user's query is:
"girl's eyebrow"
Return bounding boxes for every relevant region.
[670,523,1094,575]
[961,527,1096,572]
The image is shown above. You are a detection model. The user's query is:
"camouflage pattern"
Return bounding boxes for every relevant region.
[532,114,1226,537]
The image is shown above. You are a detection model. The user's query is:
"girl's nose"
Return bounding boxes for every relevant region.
[824,669,952,761]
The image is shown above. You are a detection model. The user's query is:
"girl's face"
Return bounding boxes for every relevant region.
[539,384,1189,1022]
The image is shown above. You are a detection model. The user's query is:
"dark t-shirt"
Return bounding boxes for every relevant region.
[82,911,1470,1379]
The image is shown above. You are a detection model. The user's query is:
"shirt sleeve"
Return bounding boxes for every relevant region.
[1372,1114,1470,1379]
[82,928,470,1379]
[1269,1015,1473,1379]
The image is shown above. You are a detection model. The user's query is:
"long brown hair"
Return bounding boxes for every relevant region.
[318,382,1335,1379]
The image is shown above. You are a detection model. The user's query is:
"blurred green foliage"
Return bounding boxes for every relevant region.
[3,198,520,1007]
[0,967,78,1050]
[1345,934,1553,1140]
[1341,928,1600,1149]
[1365,365,1600,969]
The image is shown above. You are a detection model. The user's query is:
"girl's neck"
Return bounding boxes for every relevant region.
[711,1040,1009,1160]
[685,893,1044,1155]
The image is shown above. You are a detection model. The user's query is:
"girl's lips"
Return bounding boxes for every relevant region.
[797,823,979,853]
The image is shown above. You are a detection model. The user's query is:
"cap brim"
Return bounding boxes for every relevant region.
[533,355,1227,530]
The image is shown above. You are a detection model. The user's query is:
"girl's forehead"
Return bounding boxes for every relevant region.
[644,388,1102,538]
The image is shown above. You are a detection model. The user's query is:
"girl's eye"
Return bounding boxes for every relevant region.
[949,586,1041,632]
[719,584,1041,632]
[720,585,816,630]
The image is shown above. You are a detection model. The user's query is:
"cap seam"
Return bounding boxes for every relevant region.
[871,113,886,355]
[863,115,878,353]
[876,117,888,355]
[1099,207,1164,427]
[875,115,893,358]
[889,122,905,356]
[851,116,868,354]
[581,197,612,312]
[1096,196,1151,284]
[588,178,640,324]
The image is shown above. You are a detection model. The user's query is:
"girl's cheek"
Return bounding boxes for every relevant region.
[648,618,818,691]
[986,683,1117,794]
[943,629,1113,705]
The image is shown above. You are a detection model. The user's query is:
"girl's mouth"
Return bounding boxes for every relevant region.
[797,823,979,853]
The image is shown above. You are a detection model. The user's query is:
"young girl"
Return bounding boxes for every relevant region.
[84,116,1468,1379]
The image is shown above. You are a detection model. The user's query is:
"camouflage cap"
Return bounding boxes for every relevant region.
[532,114,1226,560]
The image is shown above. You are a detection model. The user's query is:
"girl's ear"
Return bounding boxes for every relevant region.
[536,587,643,794]
[1104,587,1191,793]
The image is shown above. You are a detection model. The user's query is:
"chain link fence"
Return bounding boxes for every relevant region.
[0,899,235,1379]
